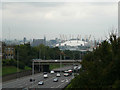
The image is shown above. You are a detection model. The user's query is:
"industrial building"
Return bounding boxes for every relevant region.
[31,36,46,47]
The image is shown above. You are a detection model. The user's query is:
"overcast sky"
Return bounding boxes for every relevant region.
[2,2,118,40]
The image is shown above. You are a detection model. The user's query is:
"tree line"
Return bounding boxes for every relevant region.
[3,44,84,69]
[67,34,120,88]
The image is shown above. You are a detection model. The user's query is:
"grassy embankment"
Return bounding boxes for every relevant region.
[2,66,31,76]
[2,64,65,76]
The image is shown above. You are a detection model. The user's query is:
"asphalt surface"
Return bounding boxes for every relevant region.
[53,65,73,72]
[2,66,74,89]
[29,73,73,89]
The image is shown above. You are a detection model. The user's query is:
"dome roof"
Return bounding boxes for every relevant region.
[56,40,88,47]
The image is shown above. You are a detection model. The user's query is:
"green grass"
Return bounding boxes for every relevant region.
[25,66,32,70]
[2,66,31,76]
[2,66,22,76]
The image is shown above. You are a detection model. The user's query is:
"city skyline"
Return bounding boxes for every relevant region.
[2,2,118,40]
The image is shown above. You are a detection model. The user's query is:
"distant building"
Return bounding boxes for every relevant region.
[23,37,27,44]
[2,43,15,59]
[31,37,46,47]
[47,40,57,47]
[55,39,92,51]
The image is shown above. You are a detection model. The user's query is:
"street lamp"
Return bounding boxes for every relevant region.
[17,46,19,80]
[60,53,62,74]
[32,59,34,76]
[72,51,75,78]
[39,49,41,72]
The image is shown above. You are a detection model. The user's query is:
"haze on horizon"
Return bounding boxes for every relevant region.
[2,2,118,40]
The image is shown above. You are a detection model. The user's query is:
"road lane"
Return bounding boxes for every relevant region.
[3,73,43,88]
[3,65,75,89]
[29,73,73,89]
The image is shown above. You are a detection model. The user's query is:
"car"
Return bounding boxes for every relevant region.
[64,71,69,73]
[56,73,60,77]
[44,74,48,78]
[38,81,44,85]
[77,66,81,70]
[64,71,69,76]
[43,72,48,78]
[64,73,69,77]
[53,78,58,82]
[68,70,72,73]
[74,66,78,70]
[68,70,72,75]
[50,71,55,74]
[30,78,35,82]
[77,65,82,70]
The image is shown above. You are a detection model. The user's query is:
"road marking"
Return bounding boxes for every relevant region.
[56,82,65,88]
[44,76,56,83]
[28,75,56,88]
[69,78,71,81]
[65,79,69,82]
[61,80,65,82]
[56,76,73,88]
[3,73,43,88]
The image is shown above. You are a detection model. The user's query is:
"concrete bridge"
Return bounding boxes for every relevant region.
[32,59,82,72]
[33,59,82,65]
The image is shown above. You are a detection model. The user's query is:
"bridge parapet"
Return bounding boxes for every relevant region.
[33,59,82,65]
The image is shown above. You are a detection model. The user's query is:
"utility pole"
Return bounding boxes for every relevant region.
[44,48,45,60]
[32,60,34,76]
[39,49,40,72]
[17,46,19,80]
[39,62,40,72]
[60,53,62,74]
[73,51,75,78]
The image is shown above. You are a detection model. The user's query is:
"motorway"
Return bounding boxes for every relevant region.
[2,66,74,89]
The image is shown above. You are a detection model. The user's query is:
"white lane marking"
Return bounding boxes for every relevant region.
[56,76,73,88]
[66,79,69,82]
[29,75,56,88]
[69,78,72,81]
[3,73,43,88]
[56,82,65,88]
[61,80,65,82]
[44,76,56,82]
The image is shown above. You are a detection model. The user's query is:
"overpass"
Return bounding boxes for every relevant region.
[33,59,82,65]
[32,59,82,72]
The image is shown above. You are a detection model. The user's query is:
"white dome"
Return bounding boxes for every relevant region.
[56,40,87,47]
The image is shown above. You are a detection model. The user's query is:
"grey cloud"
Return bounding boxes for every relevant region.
[2,2,117,40]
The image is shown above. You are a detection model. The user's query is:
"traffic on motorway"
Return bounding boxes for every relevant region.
[29,65,81,86]
[2,65,81,89]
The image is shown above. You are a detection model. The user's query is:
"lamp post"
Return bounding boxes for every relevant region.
[73,51,75,78]
[39,49,41,72]
[60,53,62,74]
[17,46,19,80]
[32,60,34,76]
